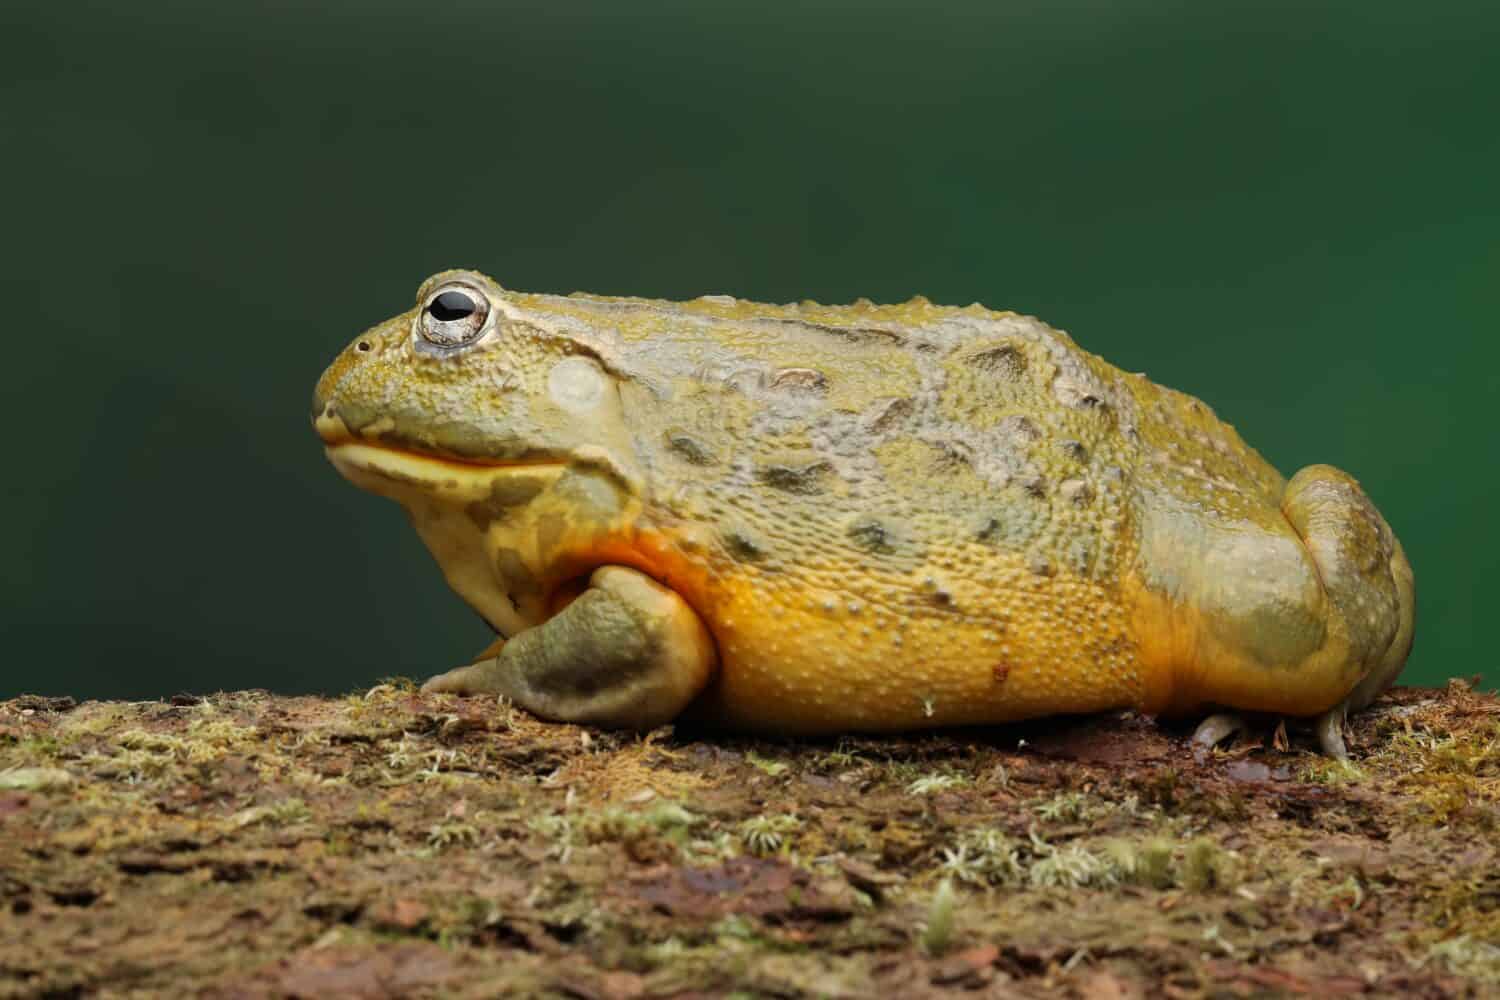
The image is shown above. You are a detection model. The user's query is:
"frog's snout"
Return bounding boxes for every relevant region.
[311,388,355,448]
[311,344,359,442]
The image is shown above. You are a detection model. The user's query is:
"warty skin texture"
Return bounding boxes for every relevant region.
[312,270,1415,751]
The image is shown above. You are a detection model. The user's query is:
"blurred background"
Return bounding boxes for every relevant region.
[2,1,1492,699]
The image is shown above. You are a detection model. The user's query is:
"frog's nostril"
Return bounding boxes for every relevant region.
[356,340,372,353]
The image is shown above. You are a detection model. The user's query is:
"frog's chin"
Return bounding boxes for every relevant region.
[324,442,571,640]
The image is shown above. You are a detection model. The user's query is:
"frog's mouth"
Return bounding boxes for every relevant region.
[325,442,578,640]
[324,441,567,494]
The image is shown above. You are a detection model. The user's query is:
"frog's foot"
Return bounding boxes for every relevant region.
[1192,709,1350,759]
[1191,713,1249,754]
[1282,464,1417,717]
[421,565,717,729]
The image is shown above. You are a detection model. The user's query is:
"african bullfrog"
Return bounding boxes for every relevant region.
[312,270,1414,757]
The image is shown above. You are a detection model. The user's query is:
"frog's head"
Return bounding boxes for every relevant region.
[313,269,649,638]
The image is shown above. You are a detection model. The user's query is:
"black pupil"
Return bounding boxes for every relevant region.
[429,290,477,322]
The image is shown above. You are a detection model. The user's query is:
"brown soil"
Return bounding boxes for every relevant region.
[1,681,1497,998]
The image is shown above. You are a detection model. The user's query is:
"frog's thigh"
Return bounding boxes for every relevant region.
[421,565,717,729]
[1281,465,1415,756]
[1282,465,1415,713]
[1194,466,1415,757]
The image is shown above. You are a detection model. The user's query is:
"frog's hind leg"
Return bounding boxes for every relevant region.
[421,565,717,729]
[1281,465,1416,758]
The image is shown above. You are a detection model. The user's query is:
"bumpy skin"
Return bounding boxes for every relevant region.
[313,270,1415,749]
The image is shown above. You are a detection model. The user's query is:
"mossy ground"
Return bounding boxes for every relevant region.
[1,681,1496,998]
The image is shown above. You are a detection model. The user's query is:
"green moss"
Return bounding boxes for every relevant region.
[3,684,1498,995]
[1180,837,1236,892]
[1299,758,1367,784]
[1428,936,1500,984]
[232,797,311,828]
[745,751,789,777]
[1126,838,1176,890]
[738,814,801,856]
[907,772,967,796]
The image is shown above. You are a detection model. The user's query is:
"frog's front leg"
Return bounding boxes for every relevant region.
[421,565,717,729]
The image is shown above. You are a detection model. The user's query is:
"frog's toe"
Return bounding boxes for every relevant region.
[1191,713,1249,753]
[422,660,504,695]
[1315,703,1350,760]
[422,635,508,695]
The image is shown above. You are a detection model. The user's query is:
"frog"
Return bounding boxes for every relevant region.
[312,269,1414,758]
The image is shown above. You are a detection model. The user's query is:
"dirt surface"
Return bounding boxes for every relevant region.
[2,682,1497,998]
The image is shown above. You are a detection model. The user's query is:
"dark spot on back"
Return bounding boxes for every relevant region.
[722,530,767,562]
[966,342,1028,379]
[721,369,765,394]
[770,368,829,393]
[848,519,896,554]
[930,441,974,474]
[666,430,716,466]
[772,318,903,347]
[920,576,958,610]
[1060,440,1088,463]
[1060,478,1094,506]
[1054,376,1112,415]
[1021,475,1048,499]
[867,398,914,434]
[997,414,1042,446]
[758,461,833,495]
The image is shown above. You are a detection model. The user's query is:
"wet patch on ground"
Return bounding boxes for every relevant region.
[1,681,1496,997]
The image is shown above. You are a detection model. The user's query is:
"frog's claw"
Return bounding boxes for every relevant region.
[421,565,716,729]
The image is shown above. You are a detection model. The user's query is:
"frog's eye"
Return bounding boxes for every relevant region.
[419,286,490,347]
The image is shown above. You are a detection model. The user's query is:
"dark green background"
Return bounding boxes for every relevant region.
[3,1,1493,699]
